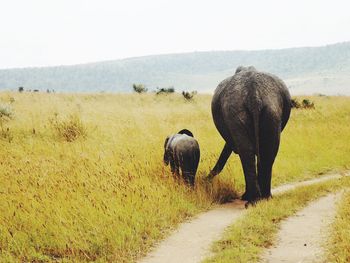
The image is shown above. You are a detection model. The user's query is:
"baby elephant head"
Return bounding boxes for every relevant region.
[177,129,194,137]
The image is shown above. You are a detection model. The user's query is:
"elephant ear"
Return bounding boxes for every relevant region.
[164,136,170,149]
[235,66,245,74]
[178,129,194,137]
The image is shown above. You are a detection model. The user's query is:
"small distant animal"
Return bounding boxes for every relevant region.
[163,129,200,186]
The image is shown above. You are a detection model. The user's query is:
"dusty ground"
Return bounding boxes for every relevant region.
[261,193,342,263]
[139,173,347,263]
[139,199,246,263]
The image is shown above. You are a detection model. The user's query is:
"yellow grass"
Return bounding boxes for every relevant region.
[0,92,349,262]
[204,177,350,263]
[326,190,350,262]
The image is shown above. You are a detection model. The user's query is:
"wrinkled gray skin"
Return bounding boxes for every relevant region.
[208,66,291,206]
[164,129,200,186]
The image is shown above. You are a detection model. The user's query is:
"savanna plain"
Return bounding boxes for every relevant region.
[0,92,350,262]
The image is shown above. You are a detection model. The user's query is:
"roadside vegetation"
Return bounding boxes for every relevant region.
[291,98,315,109]
[132,84,148,94]
[204,177,350,263]
[326,190,350,262]
[0,92,349,262]
[182,90,197,100]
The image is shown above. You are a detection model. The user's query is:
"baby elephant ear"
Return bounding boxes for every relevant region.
[164,136,170,148]
[235,66,245,74]
[178,129,194,137]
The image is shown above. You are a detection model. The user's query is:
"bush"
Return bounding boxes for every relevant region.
[0,104,14,142]
[182,90,197,100]
[291,98,315,109]
[302,99,315,109]
[156,87,175,95]
[49,113,87,142]
[291,98,301,109]
[132,84,148,93]
[0,104,13,120]
[18,87,24,93]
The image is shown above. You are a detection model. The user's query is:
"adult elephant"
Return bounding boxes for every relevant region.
[208,66,291,206]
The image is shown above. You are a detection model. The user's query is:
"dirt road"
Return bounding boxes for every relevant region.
[139,173,347,263]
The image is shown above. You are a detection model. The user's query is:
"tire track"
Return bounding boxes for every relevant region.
[139,172,348,263]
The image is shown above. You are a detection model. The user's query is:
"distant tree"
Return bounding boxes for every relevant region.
[156,86,175,95]
[182,90,197,100]
[33,89,39,92]
[291,98,301,108]
[18,87,24,93]
[132,84,147,93]
[302,99,315,109]
[291,98,315,109]
[46,89,50,93]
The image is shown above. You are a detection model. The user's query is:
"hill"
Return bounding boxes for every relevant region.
[1,42,350,94]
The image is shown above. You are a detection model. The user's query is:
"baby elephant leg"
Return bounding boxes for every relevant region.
[181,155,198,187]
[183,172,195,186]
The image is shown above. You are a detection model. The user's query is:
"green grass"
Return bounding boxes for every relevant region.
[204,176,350,263]
[326,190,350,262]
[0,92,349,262]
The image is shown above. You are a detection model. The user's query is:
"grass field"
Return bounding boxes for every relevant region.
[0,92,349,262]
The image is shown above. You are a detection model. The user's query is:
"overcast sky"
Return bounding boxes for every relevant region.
[1,0,349,69]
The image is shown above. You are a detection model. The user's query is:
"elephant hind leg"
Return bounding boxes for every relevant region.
[239,150,261,203]
[258,127,281,199]
[183,171,195,186]
[180,154,198,187]
[241,190,250,201]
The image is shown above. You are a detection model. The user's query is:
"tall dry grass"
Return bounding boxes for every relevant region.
[0,92,349,262]
[326,190,350,262]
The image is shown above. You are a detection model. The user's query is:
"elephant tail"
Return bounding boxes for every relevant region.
[248,88,262,168]
[253,106,261,167]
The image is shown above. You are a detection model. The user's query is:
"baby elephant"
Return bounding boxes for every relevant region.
[163,129,200,186]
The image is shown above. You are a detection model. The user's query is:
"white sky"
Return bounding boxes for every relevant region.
[1,0,350,69]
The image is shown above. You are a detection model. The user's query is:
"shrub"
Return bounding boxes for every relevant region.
[49,113,87,142]
[132,84,148,93]
[302,99,315,109]
[0,104,13,120]
[18,87,24,93]
[182,90,197,100]
[291,98,315,109]
[0,104,14,142]
[156,87,175,95]
[291,98,301,109]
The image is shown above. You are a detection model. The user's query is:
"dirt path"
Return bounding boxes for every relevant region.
[139,172,347,263]
[261,192,342,263]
